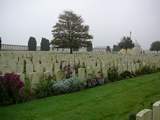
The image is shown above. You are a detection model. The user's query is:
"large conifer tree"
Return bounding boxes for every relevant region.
[51,11,93,54]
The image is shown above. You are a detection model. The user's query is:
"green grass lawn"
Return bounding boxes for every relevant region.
[0,72,160,120]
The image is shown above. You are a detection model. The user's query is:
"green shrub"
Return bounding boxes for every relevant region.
[107,67,119,82]
[135,65,157,75]
[86,78,97,88]
[22,76,32,101]
[52,77,86,94]
[120,71,136,79]
[34,78,54,98]
[86,72,105,88]
[128,113,136,120]
[157,67,160,71]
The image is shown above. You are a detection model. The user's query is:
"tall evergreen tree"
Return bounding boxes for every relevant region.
[106,46,111,53]
[40,38,50,51]
[28,37,37,51]
[150,41,160,53]
[51,11,93,54]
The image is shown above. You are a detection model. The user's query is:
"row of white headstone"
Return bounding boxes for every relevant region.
[0,51,160,84]
[136,100,160,120]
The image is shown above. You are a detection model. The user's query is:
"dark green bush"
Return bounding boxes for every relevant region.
[107,67,119,82]
[86,78,97,88]
[120,70,136,79]
[157,67,160,71]
[135,65,156,75]
[34,78,54,98]
[22,76,33,101]
[86,72,105,87]
[128,113,136,120]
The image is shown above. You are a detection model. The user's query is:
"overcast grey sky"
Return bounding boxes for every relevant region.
[0,0,160,49]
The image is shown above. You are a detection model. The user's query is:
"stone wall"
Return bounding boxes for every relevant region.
[1,44,40,51]
[136,100,160,120]
[1,44,87,52]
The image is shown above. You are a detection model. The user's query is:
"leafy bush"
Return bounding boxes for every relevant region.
[135,65,156,75]
[34,78,54,98]
[157,67,160,72]
[119,70,136,79]
[22,76,33,101]
[0,73,24,105]
[107,67,119,82]
[141,65,155,74]
[86,78,97,88]
[86,72,105,88]
[52,77,86,94]
[128,113,136,120]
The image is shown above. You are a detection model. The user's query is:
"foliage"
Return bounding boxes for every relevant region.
[86,72,105,87]
[112,44,120,52]
[105,46,111,52]
[86,78,105,88]
[107,67,119,82]
[22,76,32,101]
[28,37,37,51]
[1,72,160,120]
[0,73,24,105]
[86,78,97,88]
[118,36,134,51]
[40,38,50,51]
[119,70,136,79]
[63,64,74,78]
[135,65,156,75]
[34,78,54,98]
[51,11,93,54]
[128,113,136,120]
[86,41,93,52]
[52,77,86,94]
[150,41,160,52]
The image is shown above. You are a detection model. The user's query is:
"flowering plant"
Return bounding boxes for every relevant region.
[0,73,24,105]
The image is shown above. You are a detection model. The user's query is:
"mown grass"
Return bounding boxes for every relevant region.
[0,72,160,120]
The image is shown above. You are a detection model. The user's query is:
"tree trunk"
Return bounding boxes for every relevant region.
[70,47,73,54]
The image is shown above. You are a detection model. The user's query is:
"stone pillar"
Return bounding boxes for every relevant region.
[153,101,160,120]
[136,109,152,120]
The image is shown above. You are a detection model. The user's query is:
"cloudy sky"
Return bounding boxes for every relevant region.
[0,0,159,49]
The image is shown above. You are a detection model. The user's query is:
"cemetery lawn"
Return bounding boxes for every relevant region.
[1,73,160,120]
